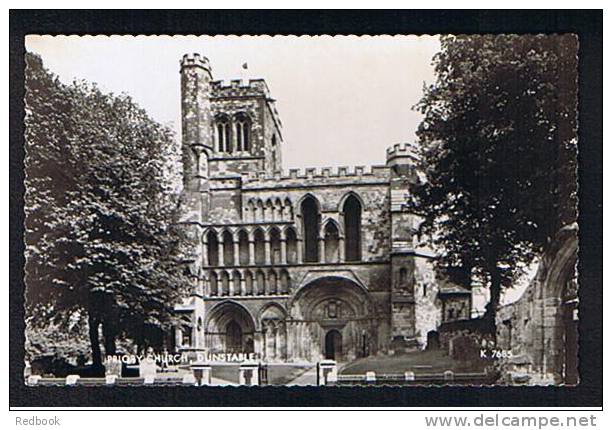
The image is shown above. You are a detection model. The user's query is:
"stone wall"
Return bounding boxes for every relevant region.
[495,224,578,385]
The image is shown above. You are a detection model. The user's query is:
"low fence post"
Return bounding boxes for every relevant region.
[317,360,338,386]
[190,363,212,386]
[365,371,376,384]
[27,375,41,386]
[65,375,80,386]
[444,370,454,382]
[239,361,260,386]
[105,374,118,385]
[404,371,415,382]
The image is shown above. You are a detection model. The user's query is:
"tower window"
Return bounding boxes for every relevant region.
[235,114,250,152]
[216,116,231,153]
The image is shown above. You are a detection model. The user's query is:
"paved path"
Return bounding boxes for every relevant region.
[286,366,317,386]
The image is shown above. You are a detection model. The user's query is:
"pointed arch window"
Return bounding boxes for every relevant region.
[285,227,298,264]
[235,113,250,152]
[206,231,219,266]
[343,194,362,261]
[216,115,231,153]
[301,196,320,263]
[324,222,340,263]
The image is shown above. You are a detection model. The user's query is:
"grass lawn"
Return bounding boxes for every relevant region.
[340,348,489,375]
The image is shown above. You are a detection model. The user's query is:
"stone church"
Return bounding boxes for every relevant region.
[173,53,471,363]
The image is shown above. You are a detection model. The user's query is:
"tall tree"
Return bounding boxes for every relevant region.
[25,53,191,369]
[411,35,578,326]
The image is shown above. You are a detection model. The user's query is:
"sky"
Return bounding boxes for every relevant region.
[25,35,440,169]
[24,35,532,306]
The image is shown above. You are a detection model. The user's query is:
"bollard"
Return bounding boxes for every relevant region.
[404,371,416,381]
[443,370,454,382]
[27,375,41,386]
[65,375,80,386]
[105,374,118,385]
[190,363,212,386]
[365,371,376,383]
[317,360,338,386]
[239,361,260,386]
[182,373,197,385]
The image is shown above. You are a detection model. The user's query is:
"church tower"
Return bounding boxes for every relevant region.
[386,143,420,351]
[175,53,214,351]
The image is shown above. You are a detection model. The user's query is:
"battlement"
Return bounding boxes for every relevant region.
[386,143,419,162]
[211,79,271,98]
[180,53,211,71]
[242,165,390,184]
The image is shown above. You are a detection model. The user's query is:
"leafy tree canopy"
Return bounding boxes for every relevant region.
[411,35,578,323]
[25,52,192,366]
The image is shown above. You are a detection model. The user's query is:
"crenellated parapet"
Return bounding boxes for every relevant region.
[180,53,212,72]
[386,142,419,163]
[242,165,390,186]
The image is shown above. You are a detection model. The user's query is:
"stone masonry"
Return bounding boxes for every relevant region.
[173,53,471,363]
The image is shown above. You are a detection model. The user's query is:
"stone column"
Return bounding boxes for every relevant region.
[297,239,303,263]
[280,239,287,264]
[240,277,246,296]
[339,237,345,262]
[319,238,325,263]
[249,240,255,265]
[218,240,225,266]
[229,278,234,296]
[202,240,209,266]
[234,242,240,266]
[265,239,271,265]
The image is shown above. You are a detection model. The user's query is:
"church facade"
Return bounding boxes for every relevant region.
[174,53,471,363]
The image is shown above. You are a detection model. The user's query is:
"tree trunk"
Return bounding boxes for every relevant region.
[102,321,117,356]
[88,313,102,370]
[483,267,502,335]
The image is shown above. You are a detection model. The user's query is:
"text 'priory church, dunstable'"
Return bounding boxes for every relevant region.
[173,53,471,363]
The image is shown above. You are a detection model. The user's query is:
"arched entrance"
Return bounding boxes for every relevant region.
[205,301,256,354]
[226,321,242,353]
[325,329,342,360]
[289,275,377,362]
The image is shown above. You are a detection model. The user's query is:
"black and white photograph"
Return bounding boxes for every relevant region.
[20,33,580,388]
